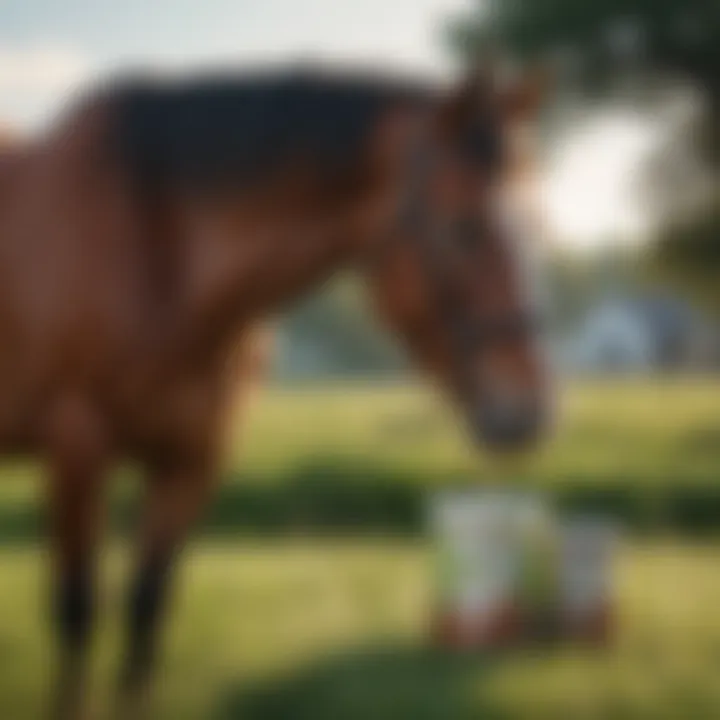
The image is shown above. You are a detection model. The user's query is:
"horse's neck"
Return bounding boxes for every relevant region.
[0,146,20,185]
[169,195,373,365]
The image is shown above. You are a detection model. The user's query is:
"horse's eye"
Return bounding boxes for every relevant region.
[462,124,504,176]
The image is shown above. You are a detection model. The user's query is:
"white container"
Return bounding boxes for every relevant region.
[559,517,617,642]
[430,490,520,647]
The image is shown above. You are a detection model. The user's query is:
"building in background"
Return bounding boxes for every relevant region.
[564,293,718,375]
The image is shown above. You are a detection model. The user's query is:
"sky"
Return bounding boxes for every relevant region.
[0,0,661,250]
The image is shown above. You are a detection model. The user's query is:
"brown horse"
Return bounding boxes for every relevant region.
[0,62,550,718]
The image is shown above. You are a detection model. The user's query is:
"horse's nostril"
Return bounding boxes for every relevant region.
[473,398,547,451]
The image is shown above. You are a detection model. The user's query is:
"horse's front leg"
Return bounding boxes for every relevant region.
[115,450,218,719]
[45,399,110,720]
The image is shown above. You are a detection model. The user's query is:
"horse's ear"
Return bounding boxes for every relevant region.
[502,64,552,120]
[464,50,501,99]
[438,54,500,132]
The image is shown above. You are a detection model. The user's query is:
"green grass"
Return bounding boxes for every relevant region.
[0,540,720,719]
[0,380,720,718]
[206,379,720,536]
[233,378,720,484]
[1,378,720,505]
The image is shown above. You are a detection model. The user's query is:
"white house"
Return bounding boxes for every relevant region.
[563,293,716,374]
[566,299,655,374]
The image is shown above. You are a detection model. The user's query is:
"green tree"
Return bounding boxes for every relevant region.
[451,0,719,157]
[451,0,720,308]
[452,0,718,96]
[279,276,406,377]
[645,200,720,314]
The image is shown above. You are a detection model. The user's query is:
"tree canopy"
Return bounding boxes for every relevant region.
[645,201,720,314]
[450,0,720,310]
[451,0,719,104]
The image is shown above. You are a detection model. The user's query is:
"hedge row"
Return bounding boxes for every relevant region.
[197,473,720,538]
[3,473,720,543]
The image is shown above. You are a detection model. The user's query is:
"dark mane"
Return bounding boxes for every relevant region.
[111,69,436,191]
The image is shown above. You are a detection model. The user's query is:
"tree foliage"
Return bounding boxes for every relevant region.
[451,0,720,307]
[277,276,406,378]
[451,0,719,162]
[452,0,719,98]
[646,200,720,313]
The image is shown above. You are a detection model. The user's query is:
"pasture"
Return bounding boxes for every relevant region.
[235,378,720,487]
[0,379,719,718]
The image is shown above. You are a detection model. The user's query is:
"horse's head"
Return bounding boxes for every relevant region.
[369,63,552,452]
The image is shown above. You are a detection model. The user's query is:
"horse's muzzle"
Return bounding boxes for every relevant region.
[472,391,551,452]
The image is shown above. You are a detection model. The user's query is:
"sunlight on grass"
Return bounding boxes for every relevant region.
[230,379,720,486]
[0,541,719,719]
[0,380,719,717]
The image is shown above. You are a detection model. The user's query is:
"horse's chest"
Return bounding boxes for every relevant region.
[106,352,231,457]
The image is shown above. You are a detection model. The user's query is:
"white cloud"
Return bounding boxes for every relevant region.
[541,111,666,250]
[0,45,91,93]
[139,0,471,82]
[0,45,93,128]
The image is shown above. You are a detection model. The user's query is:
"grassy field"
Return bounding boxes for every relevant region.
[0,541,720,719]
[234,378,720,484]
[0,380,719,718]
[1,378,720,518]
